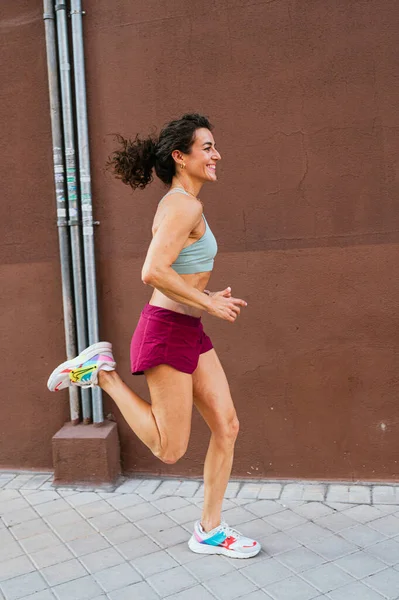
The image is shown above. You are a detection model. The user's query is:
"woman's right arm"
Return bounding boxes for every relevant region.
[141,198,246,322]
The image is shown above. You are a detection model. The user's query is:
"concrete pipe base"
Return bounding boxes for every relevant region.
[52,421,121,486]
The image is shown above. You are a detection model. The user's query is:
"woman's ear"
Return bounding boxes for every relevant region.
[171,149,183,163]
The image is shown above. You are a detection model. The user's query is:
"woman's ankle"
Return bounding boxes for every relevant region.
[200,518,221,533]
[98,369,118,388]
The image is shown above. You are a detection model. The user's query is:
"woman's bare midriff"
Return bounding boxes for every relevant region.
[149,271,211,318]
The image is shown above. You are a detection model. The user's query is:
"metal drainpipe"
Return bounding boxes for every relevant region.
[54,0,92,423]
[43,0,80,423]
[70,0,104,425]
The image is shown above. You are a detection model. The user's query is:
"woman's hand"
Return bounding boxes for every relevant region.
[206,287,247,322]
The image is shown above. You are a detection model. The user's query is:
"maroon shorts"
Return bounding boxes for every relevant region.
[130,304,213,375]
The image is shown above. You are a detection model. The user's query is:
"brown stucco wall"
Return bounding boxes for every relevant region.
[2,0,399,480]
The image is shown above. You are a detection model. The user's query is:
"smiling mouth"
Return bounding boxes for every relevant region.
[207,165,216,172]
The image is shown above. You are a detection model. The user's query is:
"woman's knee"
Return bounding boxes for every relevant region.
[154,442,188,465]
[213,415,240,444]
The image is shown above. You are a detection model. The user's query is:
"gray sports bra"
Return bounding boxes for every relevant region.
[159,187,218,274]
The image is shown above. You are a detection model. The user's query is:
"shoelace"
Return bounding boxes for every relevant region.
[219,522,243,538]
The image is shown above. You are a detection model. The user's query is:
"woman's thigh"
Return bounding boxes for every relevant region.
[192,349,238,434]
[145,364,193,455]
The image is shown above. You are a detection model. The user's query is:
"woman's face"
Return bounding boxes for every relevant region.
[176,128,221,183]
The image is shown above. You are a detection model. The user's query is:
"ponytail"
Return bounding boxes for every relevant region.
[107,134,157,190]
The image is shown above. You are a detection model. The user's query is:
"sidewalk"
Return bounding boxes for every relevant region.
[1,473,399,600]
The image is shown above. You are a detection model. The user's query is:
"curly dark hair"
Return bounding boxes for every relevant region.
[107,113,213,190]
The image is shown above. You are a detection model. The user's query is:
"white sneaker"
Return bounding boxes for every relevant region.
[47,342,115,392]
[188,521,261,559]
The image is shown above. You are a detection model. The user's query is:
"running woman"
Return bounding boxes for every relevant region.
[48,113,261,559]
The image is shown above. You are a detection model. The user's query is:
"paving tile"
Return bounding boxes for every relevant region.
[204,569,258,600]
[237,484,263,500]
[24,590,56,600]
[347,486,371,504]
[302,485,327,502]
[325,503,356,512]
[235,518,277,540]
[114,480,143,494]
[103,522,142,545]
[314,512,357,533]
[44,509,85,528]
[275,547,326,573]
[120,502,160,522]
[107,580,159,600]
[0,541,24,562]
[264,509,307,531]
[67,534,110,557]
[67,493,100,508]
[327,580,385,600]
[135,480,162,498]
[280,484,306,502]
[365,537,399,566]
[372,486,398,505]
[116,535,160,560]
[246,501,285,519]
[131,549,180,578]
[222,482,241,499]
[94,562,142,592]
[184,554,235,580]
[0,556,35,582]
[0,572,47,600]
[341,505,382,524]
[148,565,199,598]
[20,532,61,554]
[75,501,112,519]
[326,486,351,504]
[241,557,292,587]
[152,496,190,512]
[34,500,71,518]
[29,544,74,569]
[21,475,52,490]
[165,584,216,599]
[338,523,386,547]
[53,522,95,542]
[149,524,190,548]
[41,558,88,586]
[80,547,125,573]
[285,522,332,544]
[239,592,271,600]
[174,481,200,497]
[368,514,399,537]
[166,504,201,525]
[334,550,386,578]
[301,562,354,593]
[263,575,319,600]
[259,531,301,556]
[305,535,358,561]
[258,484,282,500]
[293,503,334,520]
[103,494,144,511]
[155,480,184,496]
[25,492,60,507]
[8,519,51,540]
[3,476,35,490]
[88,511,128,533]
[2,508,38,527]
[364,567,399,598]
[193,484,205,499]
[51,574,103,600]
[135,513,176,535]
[165,541,204,565]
